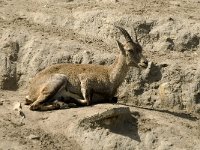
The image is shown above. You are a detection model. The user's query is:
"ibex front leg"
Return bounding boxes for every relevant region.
[79,74,93,106]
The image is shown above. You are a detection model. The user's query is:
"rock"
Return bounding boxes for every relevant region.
[13,102,26,124]
[13,102,22,111]
[28,134,40,140]
[79,107,134,130]
[195,104,200,113]
[19,110,26,118]
[0,100,3,105]
[0,41,19,90]
[175,33,199,51]
[158,82,173,107]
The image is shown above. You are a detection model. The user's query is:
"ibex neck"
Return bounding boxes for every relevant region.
[109,54,129,94]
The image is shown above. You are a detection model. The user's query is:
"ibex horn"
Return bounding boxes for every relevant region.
[134,28,139,43]
[115,26,134,43]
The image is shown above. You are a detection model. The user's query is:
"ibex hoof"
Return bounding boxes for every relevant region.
[30,104,38,111]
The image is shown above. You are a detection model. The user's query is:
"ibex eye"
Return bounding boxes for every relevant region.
[144,61,148,65]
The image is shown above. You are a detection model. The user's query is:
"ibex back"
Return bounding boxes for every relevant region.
[26,26,148,111]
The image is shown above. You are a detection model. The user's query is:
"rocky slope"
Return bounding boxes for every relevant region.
[0,0,200,149]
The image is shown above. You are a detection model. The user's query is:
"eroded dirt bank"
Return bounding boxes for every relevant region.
[0,0,200,149]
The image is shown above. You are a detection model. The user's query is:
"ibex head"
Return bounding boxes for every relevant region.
[116,26,148,69]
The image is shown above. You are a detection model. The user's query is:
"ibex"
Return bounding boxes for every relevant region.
[25,26,148,111]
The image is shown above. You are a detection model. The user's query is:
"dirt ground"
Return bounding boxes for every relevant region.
[0,0,200,149]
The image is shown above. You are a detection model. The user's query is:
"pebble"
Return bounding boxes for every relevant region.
[28,134,40,140]
[0,100,3,105]
[13,102,22,111]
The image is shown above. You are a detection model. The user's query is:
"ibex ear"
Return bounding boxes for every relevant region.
[116,40,125,54]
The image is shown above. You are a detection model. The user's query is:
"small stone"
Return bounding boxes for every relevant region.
[13,102,22,111]
[19,110,26,118]
[28,134,40,140]
[0,100,3,105]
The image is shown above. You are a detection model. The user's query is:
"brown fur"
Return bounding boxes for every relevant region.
[26,26,148,111]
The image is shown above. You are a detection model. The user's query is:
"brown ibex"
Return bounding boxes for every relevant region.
[25,26,148,111]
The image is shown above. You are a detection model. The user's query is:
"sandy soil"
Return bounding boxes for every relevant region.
[0,90,199,149]
[0,0,200,149]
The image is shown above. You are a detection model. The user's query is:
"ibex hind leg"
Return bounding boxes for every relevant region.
[61,94,88,106]
[30,74,68,111]
[32,102,60,111]
[34,100,70,111]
